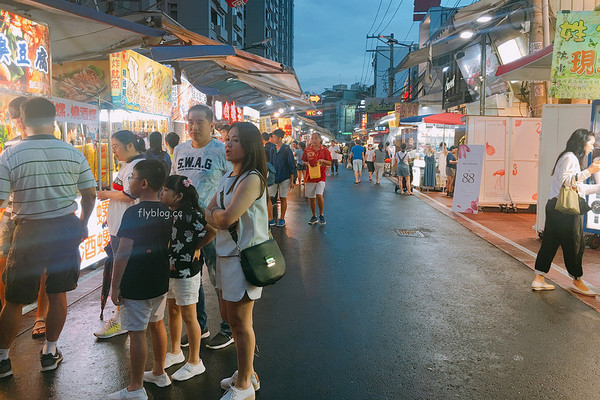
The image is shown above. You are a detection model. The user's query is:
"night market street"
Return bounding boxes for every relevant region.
[3,168,600,400]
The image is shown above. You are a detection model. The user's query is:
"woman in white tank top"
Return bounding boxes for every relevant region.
[206,122,268,400]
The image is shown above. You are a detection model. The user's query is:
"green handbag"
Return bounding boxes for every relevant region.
[228,224,286,287]
[555,177,591,215]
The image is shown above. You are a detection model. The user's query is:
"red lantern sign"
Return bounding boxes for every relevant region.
[223,101,230,121]
[226,0,248,7]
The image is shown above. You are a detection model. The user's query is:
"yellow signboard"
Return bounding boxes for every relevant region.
[110,50,172,117]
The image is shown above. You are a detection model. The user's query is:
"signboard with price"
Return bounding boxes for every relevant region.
[452,144,484,214]
[75,197,110,269]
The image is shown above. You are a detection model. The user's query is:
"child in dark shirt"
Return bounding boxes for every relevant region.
[160,175,215,381]
[108,160,171,400]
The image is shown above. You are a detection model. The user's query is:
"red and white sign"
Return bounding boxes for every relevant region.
[75,198,110,269]
[50,97,100,125]
[226,0,248,7]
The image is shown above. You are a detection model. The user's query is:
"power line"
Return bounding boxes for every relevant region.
[366,0,384,35]
[372,0,395,34]
[379,0,405,34]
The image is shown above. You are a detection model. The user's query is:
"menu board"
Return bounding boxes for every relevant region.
[110,50,172,117]
[0,10,50,95]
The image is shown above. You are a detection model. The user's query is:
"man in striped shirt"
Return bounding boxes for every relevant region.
[0,97,96,378]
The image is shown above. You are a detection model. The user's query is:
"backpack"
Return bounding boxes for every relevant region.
[266,162,276,186]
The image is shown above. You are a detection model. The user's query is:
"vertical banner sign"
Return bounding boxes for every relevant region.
[0,10,51,95]
[75,198,110,269]
[550,11,600,99]
[452,144,485,214]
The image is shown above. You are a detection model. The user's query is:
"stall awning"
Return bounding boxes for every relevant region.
[1,0,166,63]
[148,45,235,62]
[159,17,306,111]
[495,45,553,81]
[423,112,465,125]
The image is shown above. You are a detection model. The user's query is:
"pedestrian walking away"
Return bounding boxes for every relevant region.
[532,129,600,296]
[95,130,146,339]
[0,96,50,339]
[206,122,268,400]
[373,143,387,184]
[365,144,375,181]
[445,146,458,196]
[266,129,296,228]
[160,175,217,382]
[302,133,332,225]
[145,131,172,171]
[107,160,172,400]
[0,97,96,379]
[171,104,234,351]
[349,139,365,184]
[395,143,412,195]
[328,140,341,175]
[294,141,306,185]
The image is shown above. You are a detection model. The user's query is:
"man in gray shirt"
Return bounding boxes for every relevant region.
[0,97,96,378]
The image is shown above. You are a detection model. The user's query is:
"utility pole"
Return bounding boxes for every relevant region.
[480,35,487,116]
[529,0,546,117]
[367,33,399,98]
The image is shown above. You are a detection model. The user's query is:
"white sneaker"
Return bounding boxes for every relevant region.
[94,318,127,339]
[220,370,260,391]
[220,384,255,400]
[164,351,185,369]
[171,361,206,381]
[107,387,148,400]
[143,371,171,387]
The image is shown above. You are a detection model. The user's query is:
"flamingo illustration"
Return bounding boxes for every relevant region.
[486,142,495,156]
[458,144,471,159]
[493,169,505,190]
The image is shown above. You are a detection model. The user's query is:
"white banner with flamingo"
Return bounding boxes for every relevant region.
[452,144,485,214]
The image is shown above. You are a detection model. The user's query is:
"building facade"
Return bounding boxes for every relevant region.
[88,0,293,67]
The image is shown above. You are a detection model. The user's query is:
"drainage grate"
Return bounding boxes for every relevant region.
[395,229,425,238]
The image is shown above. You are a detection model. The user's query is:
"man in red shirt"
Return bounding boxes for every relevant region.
[301,133,332,225]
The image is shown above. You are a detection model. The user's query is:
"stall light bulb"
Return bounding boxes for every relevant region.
[460,30,474,39]
[266,99,273,106]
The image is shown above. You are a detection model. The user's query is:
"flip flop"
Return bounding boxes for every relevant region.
[32,318,46,338]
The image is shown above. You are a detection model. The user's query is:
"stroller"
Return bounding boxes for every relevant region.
[384,158,392,176]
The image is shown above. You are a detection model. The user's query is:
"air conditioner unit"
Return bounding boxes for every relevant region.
[211,22,215,30]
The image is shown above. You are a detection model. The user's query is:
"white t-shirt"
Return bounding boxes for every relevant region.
[365,149,375,162]
[329,145,340,161]
[107,156,144,236]
[549,152,600,198]
[171,139,230,209]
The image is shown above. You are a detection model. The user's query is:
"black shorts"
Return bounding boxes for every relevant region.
[297,163,306,171]
[366,161,375,172]
[3,214,83,304]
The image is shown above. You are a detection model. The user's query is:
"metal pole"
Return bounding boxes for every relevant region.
[388,34,395,98]
[480,35,487,116]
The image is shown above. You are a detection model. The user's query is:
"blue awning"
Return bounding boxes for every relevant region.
[399,114,435,123]
[149,45,236,62]
[192,84,219,96]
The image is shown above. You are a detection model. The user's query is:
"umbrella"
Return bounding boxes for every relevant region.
[99,243,114,320]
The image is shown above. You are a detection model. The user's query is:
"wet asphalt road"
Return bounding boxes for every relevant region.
[3,168,600,399]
